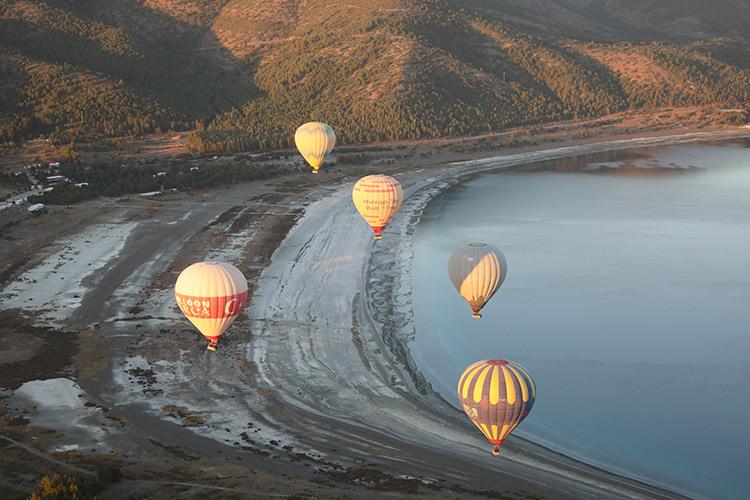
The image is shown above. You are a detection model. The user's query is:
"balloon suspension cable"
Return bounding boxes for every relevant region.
[492,446,502,456]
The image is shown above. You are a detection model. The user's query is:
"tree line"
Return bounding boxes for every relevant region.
[27,158,305,205]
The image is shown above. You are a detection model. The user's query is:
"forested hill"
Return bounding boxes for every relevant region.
[2,0,750,154]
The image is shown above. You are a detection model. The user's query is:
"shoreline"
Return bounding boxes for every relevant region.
[367,128,750,498]
[357,128,750,497]
[2,127,749,497]
[245,130,750,497]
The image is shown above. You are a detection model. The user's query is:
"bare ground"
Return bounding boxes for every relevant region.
[1,125,748,498]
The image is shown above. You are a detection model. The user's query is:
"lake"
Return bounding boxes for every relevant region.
[412,139,750,499]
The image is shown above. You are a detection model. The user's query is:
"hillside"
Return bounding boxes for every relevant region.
[1,0,749,155]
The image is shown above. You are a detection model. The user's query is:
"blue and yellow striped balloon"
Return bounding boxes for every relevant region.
[457,359,536,455]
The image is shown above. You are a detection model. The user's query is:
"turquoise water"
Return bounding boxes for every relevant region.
[412,140,750,499]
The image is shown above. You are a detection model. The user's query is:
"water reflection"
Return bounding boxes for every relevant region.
[413,140,750,500]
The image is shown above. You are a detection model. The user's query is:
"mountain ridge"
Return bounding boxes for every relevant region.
[1,0,749,154]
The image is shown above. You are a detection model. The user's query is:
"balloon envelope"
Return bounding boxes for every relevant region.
[457,359,536,455]
[448,243,506,318]
[352,174,404,239]
[175,261,248,351]
[295,122,336,173]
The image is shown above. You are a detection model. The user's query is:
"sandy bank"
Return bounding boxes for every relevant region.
[245,131,750,497]
[3,128,748,497]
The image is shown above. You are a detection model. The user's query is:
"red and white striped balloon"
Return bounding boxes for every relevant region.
[352,174,404,239]
[175,261,248,351]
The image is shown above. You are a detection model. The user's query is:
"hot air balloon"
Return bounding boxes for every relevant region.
[457,359,536,456]
[175,261,248,351]
[448,243,507,318]
[352,174,404,239]
[295,122,336,173]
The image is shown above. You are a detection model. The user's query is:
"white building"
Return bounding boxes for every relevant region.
[46,175,68,185]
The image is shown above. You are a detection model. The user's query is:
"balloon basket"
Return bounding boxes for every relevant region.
[492,446,502,456]
[472,313,482,319]
[373,234,382,240]
[207,344,217,352]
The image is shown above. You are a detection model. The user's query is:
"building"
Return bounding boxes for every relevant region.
[46,175,68,185]
[28,203,45,213]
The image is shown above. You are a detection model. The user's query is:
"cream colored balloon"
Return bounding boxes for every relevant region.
[295,122,336,173]
[448,243,507,318]
[352,174,404,239]
[175,261,248,351]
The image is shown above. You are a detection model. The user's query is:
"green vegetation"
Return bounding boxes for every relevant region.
[0,0,250,147]
[1,0,749,153]
[188,1,750,153]
[27,157,304,205]
[27,467,121,500]
[0,170,31,190]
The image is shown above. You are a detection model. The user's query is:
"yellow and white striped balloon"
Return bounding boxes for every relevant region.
[448,243,506,318]
[295,122,336,173]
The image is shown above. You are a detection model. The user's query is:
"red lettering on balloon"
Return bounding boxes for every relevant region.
[176,291,248,319]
